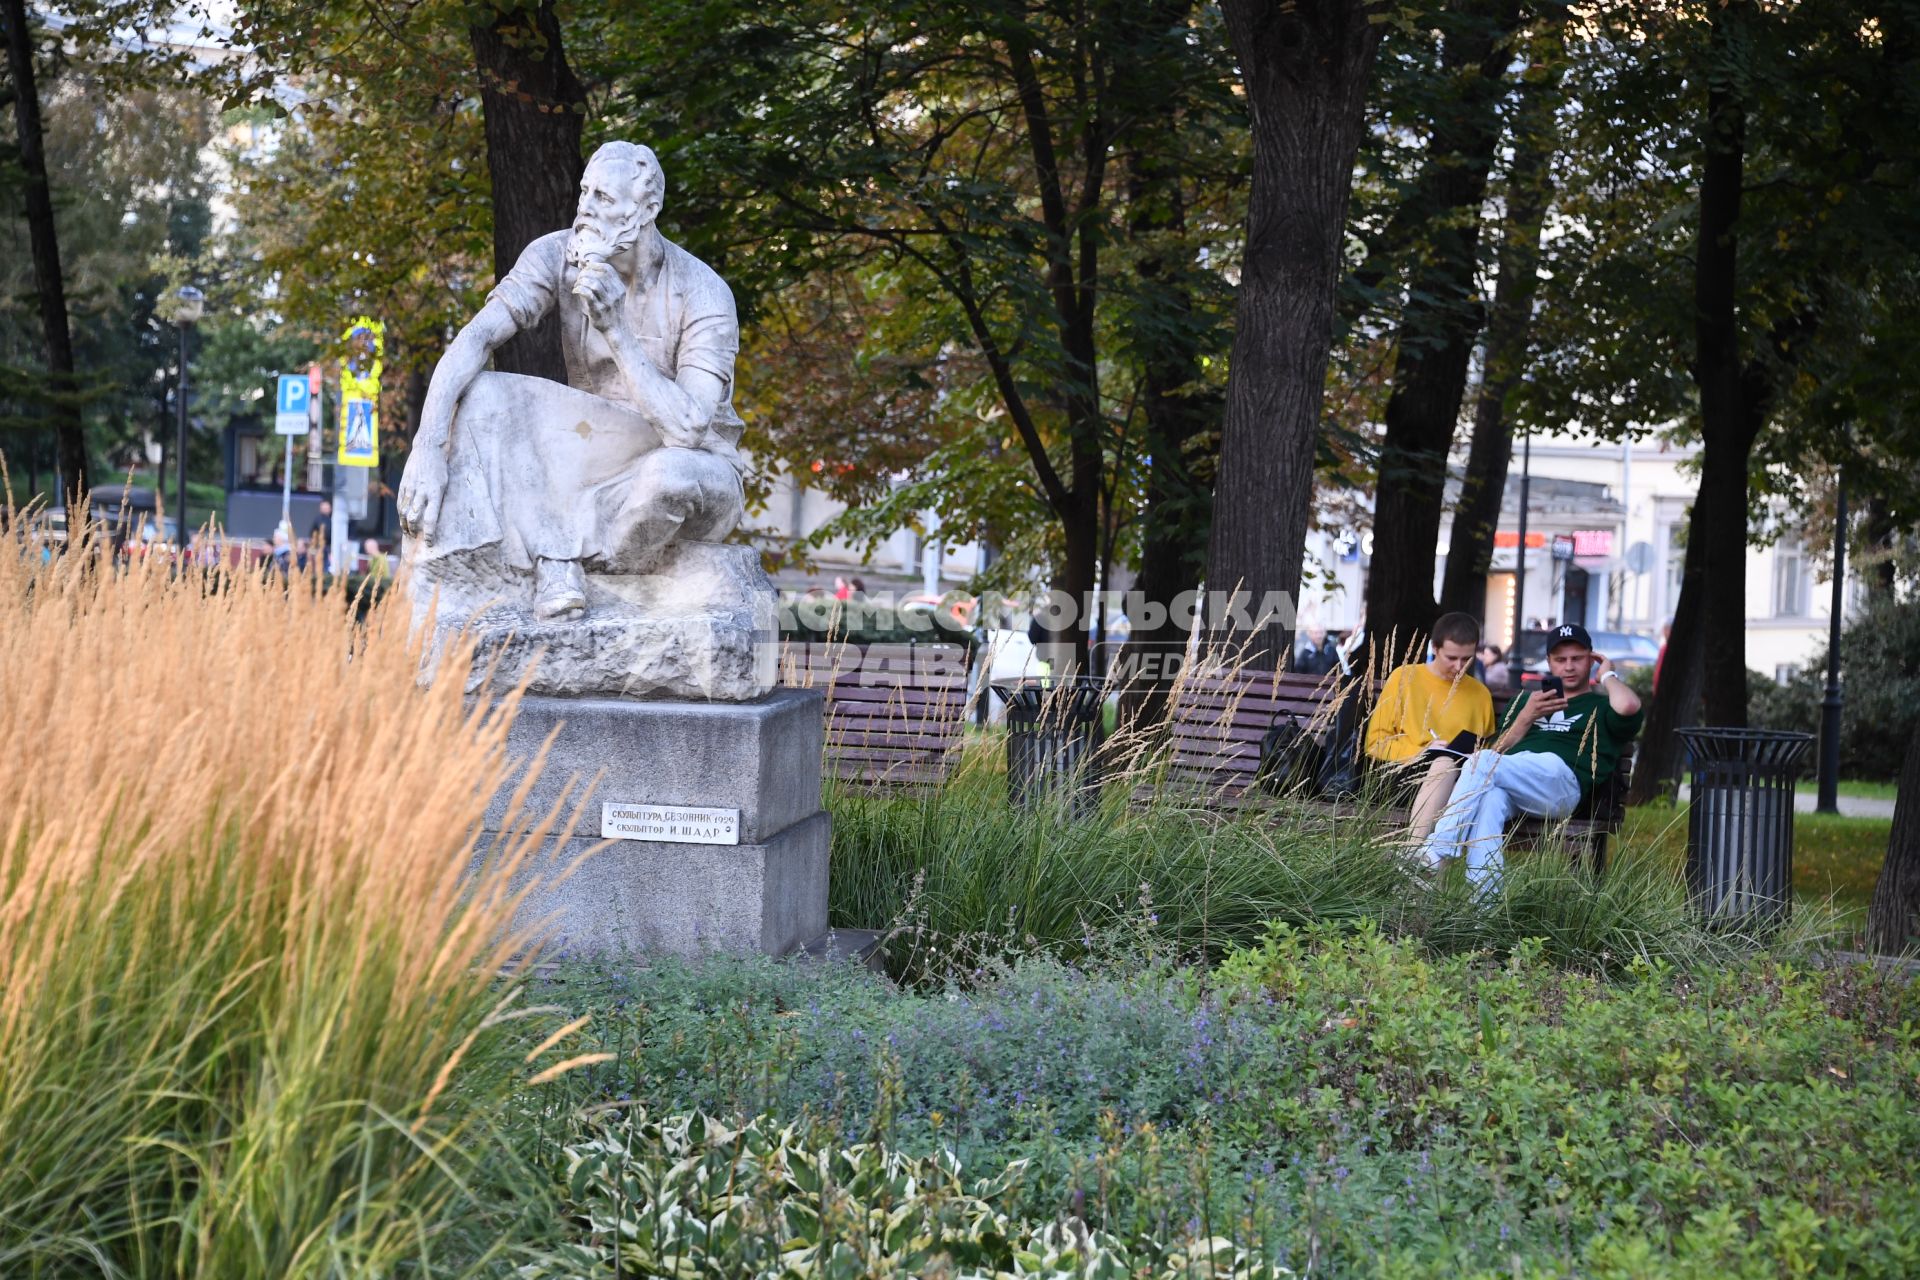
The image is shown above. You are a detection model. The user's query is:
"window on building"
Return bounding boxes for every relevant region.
[1772,536,1809,617]
[1774,663,1802,686]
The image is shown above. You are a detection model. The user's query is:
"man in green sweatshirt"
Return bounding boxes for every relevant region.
[1421,622,1644,890]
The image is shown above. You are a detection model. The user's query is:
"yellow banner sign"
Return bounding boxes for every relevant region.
[338,317,383,468]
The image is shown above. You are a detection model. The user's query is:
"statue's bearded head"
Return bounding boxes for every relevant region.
[568,141,666,271]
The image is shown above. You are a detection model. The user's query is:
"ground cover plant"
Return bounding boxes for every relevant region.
[536,929,1920,1277]
[0,521,595,1277]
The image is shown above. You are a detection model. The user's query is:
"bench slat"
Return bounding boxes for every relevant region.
[826,683,970,703]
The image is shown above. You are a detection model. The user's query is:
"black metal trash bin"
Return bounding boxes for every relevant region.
[1676,727,1813,926]
[996,677,1107,814]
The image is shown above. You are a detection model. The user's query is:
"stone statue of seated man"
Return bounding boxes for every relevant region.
[397,141,775,700]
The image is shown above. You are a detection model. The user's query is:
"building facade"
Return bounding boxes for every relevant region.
[1299,430,1854,679]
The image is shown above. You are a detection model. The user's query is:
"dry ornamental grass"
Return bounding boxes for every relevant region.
[0,505,598,1277]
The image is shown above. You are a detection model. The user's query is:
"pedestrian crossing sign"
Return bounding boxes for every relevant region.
[339,397,379,467]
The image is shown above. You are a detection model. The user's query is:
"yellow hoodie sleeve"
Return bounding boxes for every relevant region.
[1364,668,1421,763]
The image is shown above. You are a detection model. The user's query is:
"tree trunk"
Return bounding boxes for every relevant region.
[1439,22,1562,622]
[1121,295,1217,714]
[1627,434,1754,801]
[1117,3,1220,721]
[1054,491,1100,674]
[1867,721,1920,955]
[470,1,585,383]
[1629,3,1761,800]
[1628,517,1707,803]
[1365,0,1523,654]
[1210,0,1384,669]
[2,0,88,508]
[1690,0,1758,729]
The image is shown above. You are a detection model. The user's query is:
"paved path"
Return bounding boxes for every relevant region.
[1674,785,1898,819]
[1793,791,1899,819]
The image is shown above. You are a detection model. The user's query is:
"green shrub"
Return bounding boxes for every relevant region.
[1748,595,1920,780]
[538,929,1920,1277]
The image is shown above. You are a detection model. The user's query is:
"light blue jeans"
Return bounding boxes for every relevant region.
[1421,749,1582,890]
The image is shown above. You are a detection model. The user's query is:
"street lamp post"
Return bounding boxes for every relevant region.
[1512,425,1532,649]
[1816,475,1848,814]
[173,285,205,548]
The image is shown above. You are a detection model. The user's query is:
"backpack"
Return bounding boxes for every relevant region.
[1257,714,1326,796]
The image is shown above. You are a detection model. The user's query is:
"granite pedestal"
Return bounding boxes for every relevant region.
[486,688,828,957]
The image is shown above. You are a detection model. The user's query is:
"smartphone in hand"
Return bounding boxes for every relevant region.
[1539,674,1565,699]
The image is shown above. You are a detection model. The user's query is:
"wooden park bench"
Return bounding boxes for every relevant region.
[1156,666,1629,872]
[1155,667,1362,805]
[779,639,976,787]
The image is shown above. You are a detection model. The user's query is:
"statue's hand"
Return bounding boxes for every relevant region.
[397,447,449,542]
[575,260,626,333]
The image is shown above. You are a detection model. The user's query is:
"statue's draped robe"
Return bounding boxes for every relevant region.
[422,230,747,572]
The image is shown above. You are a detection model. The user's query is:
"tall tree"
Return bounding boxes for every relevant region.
[1208,0,1385,667]
[1438,17,1565,621]
[1508,0,1920,799]
[1115,0,1231,719]
[218,1,503,442]
[1362,0,1524,653]
[1620,0,1775,796]
[1,0,87,505]
[223,0,586,387]
[470,0,586,382]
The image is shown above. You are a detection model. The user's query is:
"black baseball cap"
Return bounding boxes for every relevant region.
[1547,622,1592,652]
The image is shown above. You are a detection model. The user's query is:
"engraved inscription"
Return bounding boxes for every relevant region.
[601,802,741,845]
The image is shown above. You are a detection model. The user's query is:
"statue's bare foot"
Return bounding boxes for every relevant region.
[534,558,588,621]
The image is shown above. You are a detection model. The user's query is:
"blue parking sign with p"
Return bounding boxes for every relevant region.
[274,374,310,435]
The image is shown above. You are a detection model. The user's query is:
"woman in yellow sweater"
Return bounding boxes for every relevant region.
[1363,613,1496,839]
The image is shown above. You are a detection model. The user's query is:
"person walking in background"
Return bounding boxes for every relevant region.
[1364,612,1497,841]
[1479,644,1510,692]
[1294,625,1341,678]
[307,499,333,572]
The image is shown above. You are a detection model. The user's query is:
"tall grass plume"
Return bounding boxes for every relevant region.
[0,507,588,1276]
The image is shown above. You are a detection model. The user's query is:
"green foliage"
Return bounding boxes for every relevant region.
[1528,0,1920,528]
[583,0,1244,585]
[1,69,215,480]
[825,747,1838,979]
[536,930,1920,1277]
[216,0,498,383]
[1747,596,1920,780]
